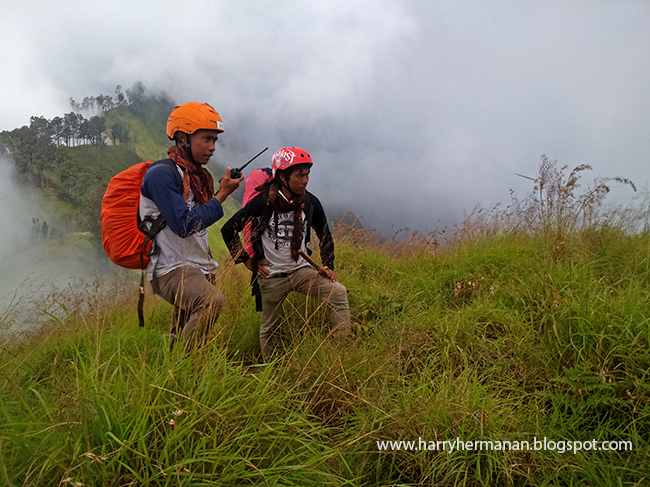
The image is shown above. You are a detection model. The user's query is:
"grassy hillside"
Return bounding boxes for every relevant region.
[66,144,143,177]
[3,106,646,484]
[104,105,170,162]
[50,144,142,198]
[1,222,648,486]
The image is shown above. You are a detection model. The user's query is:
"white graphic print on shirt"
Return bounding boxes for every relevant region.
[267,212,296,247]
[261,210,310,275]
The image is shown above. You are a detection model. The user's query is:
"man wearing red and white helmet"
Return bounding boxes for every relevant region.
[222,147,352,361]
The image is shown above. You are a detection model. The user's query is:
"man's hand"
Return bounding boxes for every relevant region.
[323,268,339,282]
[215,168,244,203]
[244,258,272,278]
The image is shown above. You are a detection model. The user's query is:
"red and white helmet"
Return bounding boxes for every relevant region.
[271,147,312,176]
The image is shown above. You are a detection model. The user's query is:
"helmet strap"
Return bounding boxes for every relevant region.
[176,133,197,165]
[276,171,296,200]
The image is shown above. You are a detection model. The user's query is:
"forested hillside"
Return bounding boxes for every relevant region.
[0,83,177,245]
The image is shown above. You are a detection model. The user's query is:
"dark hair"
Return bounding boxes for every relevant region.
[174,131,187,145]
[277,163,311,181]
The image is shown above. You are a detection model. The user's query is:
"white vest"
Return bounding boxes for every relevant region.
[138,188,218,281]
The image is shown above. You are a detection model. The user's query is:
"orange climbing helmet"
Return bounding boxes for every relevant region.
[271,147,312,176]
[166,102,224,139]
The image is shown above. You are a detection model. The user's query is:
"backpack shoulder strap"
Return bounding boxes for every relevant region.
[136,159,183,237]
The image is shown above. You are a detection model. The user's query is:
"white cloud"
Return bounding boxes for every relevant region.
[1,0,649,231]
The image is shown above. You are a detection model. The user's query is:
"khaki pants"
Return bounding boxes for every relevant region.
[155,266,225,352]
[258,266,351,361]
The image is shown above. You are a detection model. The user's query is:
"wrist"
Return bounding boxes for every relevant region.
[215,190,227,203]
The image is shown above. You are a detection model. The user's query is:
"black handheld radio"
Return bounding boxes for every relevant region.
[229,147,269,180]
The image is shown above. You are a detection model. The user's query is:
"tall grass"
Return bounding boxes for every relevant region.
[1,157,649,485]
[0,297,353,485]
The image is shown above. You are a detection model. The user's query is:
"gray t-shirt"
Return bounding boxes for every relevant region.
[260,210,310,276]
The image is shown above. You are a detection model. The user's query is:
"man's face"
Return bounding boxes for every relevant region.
[188,129,220,165]
[285,165,311,195]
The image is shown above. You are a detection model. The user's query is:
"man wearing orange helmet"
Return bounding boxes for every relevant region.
[139,102,243,351]
[221,147,351,361]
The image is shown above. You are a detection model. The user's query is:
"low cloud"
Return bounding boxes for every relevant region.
[1,1,648,232]
[0,156,120,332]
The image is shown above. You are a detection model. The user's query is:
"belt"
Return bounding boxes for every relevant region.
[269,272,291,278]
[269,270,295,278]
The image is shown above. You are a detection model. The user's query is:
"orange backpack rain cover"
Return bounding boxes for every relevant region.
[100,161,155,269]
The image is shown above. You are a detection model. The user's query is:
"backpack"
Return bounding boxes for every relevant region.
[242,167,272,257]
[100,159,181,268]
[100,158,182,326]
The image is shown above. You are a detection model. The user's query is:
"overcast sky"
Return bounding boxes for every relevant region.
[1,0,649,232]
